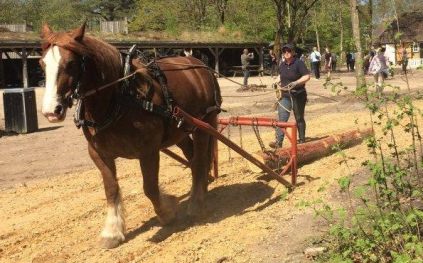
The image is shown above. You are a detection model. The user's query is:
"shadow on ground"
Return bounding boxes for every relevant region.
[125,181,275,243]
[0,126,63,138]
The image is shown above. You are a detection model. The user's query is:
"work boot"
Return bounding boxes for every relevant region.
[268,141,282,149]
[298,139,305,144]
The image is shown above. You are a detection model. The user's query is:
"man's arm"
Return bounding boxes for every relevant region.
[295,74,311,85]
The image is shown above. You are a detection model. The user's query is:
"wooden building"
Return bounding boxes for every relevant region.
[0,31,268,89]
[378,11,423,68]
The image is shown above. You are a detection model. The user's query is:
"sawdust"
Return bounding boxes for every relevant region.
[1,71,423,262]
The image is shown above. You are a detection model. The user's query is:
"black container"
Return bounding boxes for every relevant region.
[3,88,38,133]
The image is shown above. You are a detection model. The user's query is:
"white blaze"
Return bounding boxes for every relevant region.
[41,46,62,115]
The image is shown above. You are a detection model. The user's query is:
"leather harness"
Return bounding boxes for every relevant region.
[70,45,220,134]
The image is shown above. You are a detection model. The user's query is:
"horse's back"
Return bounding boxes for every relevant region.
[158,56,221,117]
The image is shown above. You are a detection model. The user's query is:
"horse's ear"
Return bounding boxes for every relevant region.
[41,23,53,39]
[72,22,86,42]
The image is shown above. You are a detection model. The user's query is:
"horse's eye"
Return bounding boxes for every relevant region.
[67,61,75,68]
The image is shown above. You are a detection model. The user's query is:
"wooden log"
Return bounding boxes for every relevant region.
[261,128,373,170]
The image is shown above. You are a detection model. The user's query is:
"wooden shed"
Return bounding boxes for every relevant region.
[378,11,423,68]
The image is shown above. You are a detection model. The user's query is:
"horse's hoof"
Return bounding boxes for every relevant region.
[187,201,206,220]
[99,236,123,249]
[156,194,178,225]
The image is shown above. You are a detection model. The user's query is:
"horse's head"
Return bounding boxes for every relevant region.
[40,23,87,122]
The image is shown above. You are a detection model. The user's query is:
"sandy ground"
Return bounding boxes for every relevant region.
[0,69,422,262]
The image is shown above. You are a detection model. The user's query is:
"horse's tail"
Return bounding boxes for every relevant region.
[208,74,222,181]
[207,111,219,182]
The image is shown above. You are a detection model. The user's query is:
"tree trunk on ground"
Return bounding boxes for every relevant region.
[350,0,366,89]
[262,128,373,169]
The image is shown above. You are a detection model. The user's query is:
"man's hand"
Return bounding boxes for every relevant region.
[287,81,298,89]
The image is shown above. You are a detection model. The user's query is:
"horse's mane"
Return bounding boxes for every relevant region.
[43,32,122,82]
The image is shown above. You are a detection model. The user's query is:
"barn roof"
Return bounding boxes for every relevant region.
[378,11,423,44]
[0,31,268,49]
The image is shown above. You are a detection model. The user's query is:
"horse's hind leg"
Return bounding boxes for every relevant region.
[188,129,213,218]
[177,136,194,161]
[178,135,216,183]
[88,145,125,249]
[140,150,178,225]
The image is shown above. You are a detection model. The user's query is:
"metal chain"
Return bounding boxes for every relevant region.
[227,125,232,161]
[252,119,266,152]
[239,125,243,149]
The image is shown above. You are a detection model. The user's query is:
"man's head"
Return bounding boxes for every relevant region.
[313,47,317,51]
[243,49,249,54]
[325,47,329,53]
[282,44,295,61]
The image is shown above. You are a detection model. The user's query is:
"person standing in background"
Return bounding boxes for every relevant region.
[324,47,332,79]
[331,52,337,72]
[368,47,389,95]
[241,49,254,87]
[309,47,321,79]
[350,51,356,71]
[401,46,408,74]
[346,51,352,71]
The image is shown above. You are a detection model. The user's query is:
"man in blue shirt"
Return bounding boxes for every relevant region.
[270,43,311,148]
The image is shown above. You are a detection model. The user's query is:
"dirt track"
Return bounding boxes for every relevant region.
[1,71,422,262]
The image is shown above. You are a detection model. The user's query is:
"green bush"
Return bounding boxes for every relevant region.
[318,82,423,262]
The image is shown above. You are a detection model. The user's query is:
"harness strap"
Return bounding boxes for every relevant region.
[117,95,172,119]
[148,61,174,112]
[74,98,124,134]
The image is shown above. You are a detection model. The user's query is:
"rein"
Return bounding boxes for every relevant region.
[70,63,154,100]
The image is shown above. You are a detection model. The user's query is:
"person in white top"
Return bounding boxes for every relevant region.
[309,47,321,79]
[368,47,389,94]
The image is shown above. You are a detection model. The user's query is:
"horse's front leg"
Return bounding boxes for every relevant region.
[88,145,125,249]
[140,150,178,225]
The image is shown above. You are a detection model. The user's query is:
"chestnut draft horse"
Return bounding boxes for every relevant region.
[40,23,222,249]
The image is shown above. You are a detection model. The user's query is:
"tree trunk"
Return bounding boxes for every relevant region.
[368,0,373,46]
[350,0,366,89]
[314,10,320,52]
[338,0,345,67]
[273,0,286,62]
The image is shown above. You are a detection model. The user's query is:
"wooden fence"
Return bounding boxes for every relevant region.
[0,24,27,32]
[100,18,128,34]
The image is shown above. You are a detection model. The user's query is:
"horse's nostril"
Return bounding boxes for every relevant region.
[54,105,63,115]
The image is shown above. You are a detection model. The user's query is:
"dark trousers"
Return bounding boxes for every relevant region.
[243,69,250,86]
[402,61,408,73]
[312,61,320,79]
[332,61,337,71]
[276,92,307,145]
